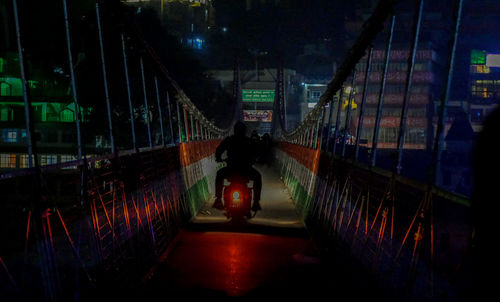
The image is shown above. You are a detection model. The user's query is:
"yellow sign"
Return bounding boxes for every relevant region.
[342,99,358,110]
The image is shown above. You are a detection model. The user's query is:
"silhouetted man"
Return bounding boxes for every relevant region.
[213,121,262,211]
[464,106,500,300]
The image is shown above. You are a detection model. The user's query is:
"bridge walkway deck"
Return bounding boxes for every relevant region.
[134,165,388,301]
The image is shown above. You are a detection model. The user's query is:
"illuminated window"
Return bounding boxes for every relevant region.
[405,128,425,144]
[60,154,77,169]
[471,109,483,122]
[0,154,17,168]
[27,80,38,89]
[471,80,500,99]
[0,107,10,121]
[60,109,75,122]
[60,155,76,163]
[471,86,489,98]
[40,154,58,166]
[19,130,27,143]
[470,65,490,74]
[379,128,398,143]
[19,154,35,168]
[311,91,322,101]
[1,129,18,143]
[187,38,204,49]
[471,50,486,65]
[7,130,17,142]
[0,82,12,96]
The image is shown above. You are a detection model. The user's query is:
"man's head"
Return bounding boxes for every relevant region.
[234,121,247,137]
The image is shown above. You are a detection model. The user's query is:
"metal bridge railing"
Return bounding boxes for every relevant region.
[276,142,471,301]
[1,1,239,301]
[0,141,221,301]
[272,0,471,300]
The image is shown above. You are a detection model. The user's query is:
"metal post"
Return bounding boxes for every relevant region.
[371,15,395,167]
[432,0,464,185]
[318,107,326,150]
[333,86,345,155]
[176,100,183,143]
[342,72,356,157]
[354,46,374,161]
[121,32,137,150]
[62,0,83,159]
[165,91,175,144]
[140,57,153,148]
[395,0,424,174]
[184,107,190,142]
[310,123,315,148]
[325,92,338,152]
[190,114,195,140]
[279,63,287,130]
[154,76,165,146]
[304,129,308,147]
[304,127,309,147]
[96,3,115,154]
[310,123,315,149]
[304,128,309,147]
[196,119,200,141]
[312,119,320,149]
[13,3,46,291]
[13,0,37,168]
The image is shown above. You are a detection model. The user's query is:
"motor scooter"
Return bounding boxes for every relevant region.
[222,171,257,222]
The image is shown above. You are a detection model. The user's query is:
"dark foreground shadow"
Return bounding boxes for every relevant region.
[111,220,394,302]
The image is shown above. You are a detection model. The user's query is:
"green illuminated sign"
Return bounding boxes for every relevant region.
[471,49,486,65]
[242,89,275,102]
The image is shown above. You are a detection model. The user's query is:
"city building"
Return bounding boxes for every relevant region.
[0,53,89,170]
[352,48,442,150]
[299,82,327,122]
[342,1,461,152]
[125,0,215,49]
[454,0,500,133]
[467,49,500,132]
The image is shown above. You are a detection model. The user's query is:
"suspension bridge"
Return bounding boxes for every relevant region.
[0,0,480,301]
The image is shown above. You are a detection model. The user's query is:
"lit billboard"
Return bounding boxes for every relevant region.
[242,89,275,102]
[486,54,500,68]
[243,110,273,122]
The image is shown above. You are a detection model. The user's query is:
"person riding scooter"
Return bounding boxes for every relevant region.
[212,121,262,212]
